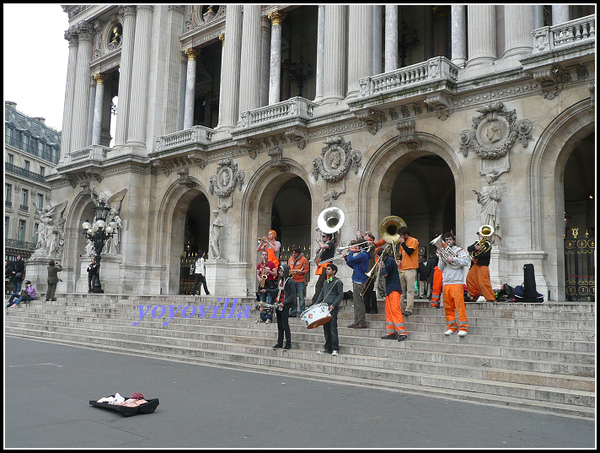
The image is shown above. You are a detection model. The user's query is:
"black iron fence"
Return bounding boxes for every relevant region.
[564,228,595,301]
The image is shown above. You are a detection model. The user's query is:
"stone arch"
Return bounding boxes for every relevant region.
[240,158,314,283]
[155,177,211,294]
[358,131,466,241]
[530,100,595,299]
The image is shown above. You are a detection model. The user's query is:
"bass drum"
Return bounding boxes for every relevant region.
[300,303,332,329]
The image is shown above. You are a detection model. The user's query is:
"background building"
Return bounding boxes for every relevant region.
[5,101,61,263]
[29,5,594,301]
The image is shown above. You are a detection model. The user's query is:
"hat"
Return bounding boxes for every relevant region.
[25,280,31,284]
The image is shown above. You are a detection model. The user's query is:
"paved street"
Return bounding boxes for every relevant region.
[4,336,596,449]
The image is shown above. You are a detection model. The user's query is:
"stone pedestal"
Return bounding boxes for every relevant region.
[25,258,69,299]
[76,255,122,294]
[205,259,250,298]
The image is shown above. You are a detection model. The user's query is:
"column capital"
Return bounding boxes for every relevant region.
[119,5,137,17]
[268,11,286,26]
[184,47,200,60]
[94,73,109,84]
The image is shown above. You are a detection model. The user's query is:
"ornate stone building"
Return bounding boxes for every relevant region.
[5,102,61,262]
[36,5,595,301]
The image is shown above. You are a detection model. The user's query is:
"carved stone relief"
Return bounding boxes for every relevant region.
[209,158,245,212]
[312,136,362,182]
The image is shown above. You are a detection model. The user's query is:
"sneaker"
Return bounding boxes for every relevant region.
[265,319,271,324]
[283,344,291,350]
[317,350,331,355]
[457,330,468,337]
[273,344,283,349]
[397,335,407,342]
[444,329,454,336]
[381,334,397,340]
[332,350,339,356]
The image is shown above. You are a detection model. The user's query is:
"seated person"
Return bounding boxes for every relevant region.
[7,280,36,308]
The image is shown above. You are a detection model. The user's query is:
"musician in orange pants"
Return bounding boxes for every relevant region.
[430,263,443,308]
[437,233,470,337]
[466,231,496,302]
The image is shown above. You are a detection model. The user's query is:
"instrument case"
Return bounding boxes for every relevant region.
[89,395,159,417]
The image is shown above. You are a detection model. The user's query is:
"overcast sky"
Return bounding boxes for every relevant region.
[4,4,70,131]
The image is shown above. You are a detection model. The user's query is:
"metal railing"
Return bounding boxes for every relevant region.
[5,162,47,184]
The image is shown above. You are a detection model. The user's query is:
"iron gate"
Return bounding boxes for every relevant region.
[564,228,595,301]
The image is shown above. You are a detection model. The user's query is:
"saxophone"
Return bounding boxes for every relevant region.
[259,259,268,288]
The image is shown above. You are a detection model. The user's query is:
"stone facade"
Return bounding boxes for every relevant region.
[43,5,595,301]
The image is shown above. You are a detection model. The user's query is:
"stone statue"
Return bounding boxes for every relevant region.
[209,209,224,259]
[472,171,502,244]
[32,201,68,259]
[106,211,122,255]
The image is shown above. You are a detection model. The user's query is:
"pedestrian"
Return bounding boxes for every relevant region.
[191,251,210,295]
[10,254,25,294]
[7,280,36,308]
[87,258,99,293]
[47,260,63,301]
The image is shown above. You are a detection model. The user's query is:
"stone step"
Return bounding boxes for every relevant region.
[7,317,595,381]
[7,312,596,368]
[5,325,595,413]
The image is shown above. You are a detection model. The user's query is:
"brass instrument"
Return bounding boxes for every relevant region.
[361,216,407,296]
[470,224,494,260]
[430,234,462,269]
[259,260,268,288]
[314,207,345,263]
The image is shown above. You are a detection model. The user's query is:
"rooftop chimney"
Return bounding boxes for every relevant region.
[5,101,17,109]
[33,117,46,124]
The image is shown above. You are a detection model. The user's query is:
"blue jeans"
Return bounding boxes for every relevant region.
[289,281,305,317]
[7,293,30,306]
[259,288,275,321]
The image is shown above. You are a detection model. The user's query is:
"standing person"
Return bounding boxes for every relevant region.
[466,231,496,302]
[10,255,25,294]
[311,232,336,305]
[418,255,429,299]
[314,264,343,356]
[378,248,407,341]
[344,240,369,329]
[257,230,281,271]
[273,264,296,350]
[287,246,309,317]
[256,250,278,323]
[87,258,99,293]
[361,232,378,314]
[397,227,419,316]
[191,251,210,296]
[46,260,63,301]
[5,259,14,295]
[437,233,470,336]
[7,280,36,308]
[429,255,443,308]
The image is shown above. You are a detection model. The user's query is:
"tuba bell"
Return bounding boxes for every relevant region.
[470,224,494,259]
[430,234,462,269]
[317,206,345,235]
[378,215,407,244]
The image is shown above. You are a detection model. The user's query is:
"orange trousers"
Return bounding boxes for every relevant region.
[385,291,406,336]
[431,267,443,302]
[466,264,495,301]
[443,284,468,332]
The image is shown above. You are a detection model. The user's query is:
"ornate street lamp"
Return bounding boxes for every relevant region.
[82,200,117,293]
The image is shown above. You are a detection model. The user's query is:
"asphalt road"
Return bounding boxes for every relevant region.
[4,336,596,449]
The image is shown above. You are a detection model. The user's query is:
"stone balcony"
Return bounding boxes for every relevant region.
[532,14,595,55]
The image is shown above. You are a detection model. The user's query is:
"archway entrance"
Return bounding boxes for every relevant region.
[389,154,455,259]
[563,132,595,301]
[180,192,210,294]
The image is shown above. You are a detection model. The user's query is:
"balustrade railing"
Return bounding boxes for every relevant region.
[238,97,317,129]
[532,14,595,54]
[358,56,459,99]
[155,125,214,152]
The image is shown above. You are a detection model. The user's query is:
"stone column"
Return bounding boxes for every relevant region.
[503,5,534,58]
[384,5,398,72]
[126,5,153,148]
[183,48,199,130]
[114,6,137,147]
[467,5,497,67]
[268,11,285,105]
[372,5,383,75]
[314,5,325,102]
[70,22,94,152]
[347,5,372,100]
[217,5,243,130]
[238,5,262,115]
[260,15,271,107]
[451,5,467,67]
[322,5,347,104]
[59,27,79,161]
[91,73,108,145]
[552,5,569,25]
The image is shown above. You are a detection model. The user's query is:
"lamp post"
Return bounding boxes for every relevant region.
[82,200,117,293]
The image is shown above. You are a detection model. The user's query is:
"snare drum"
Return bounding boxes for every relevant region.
[300,303,332,329]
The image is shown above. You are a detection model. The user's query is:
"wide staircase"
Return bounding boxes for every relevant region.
[4,294,595,419]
